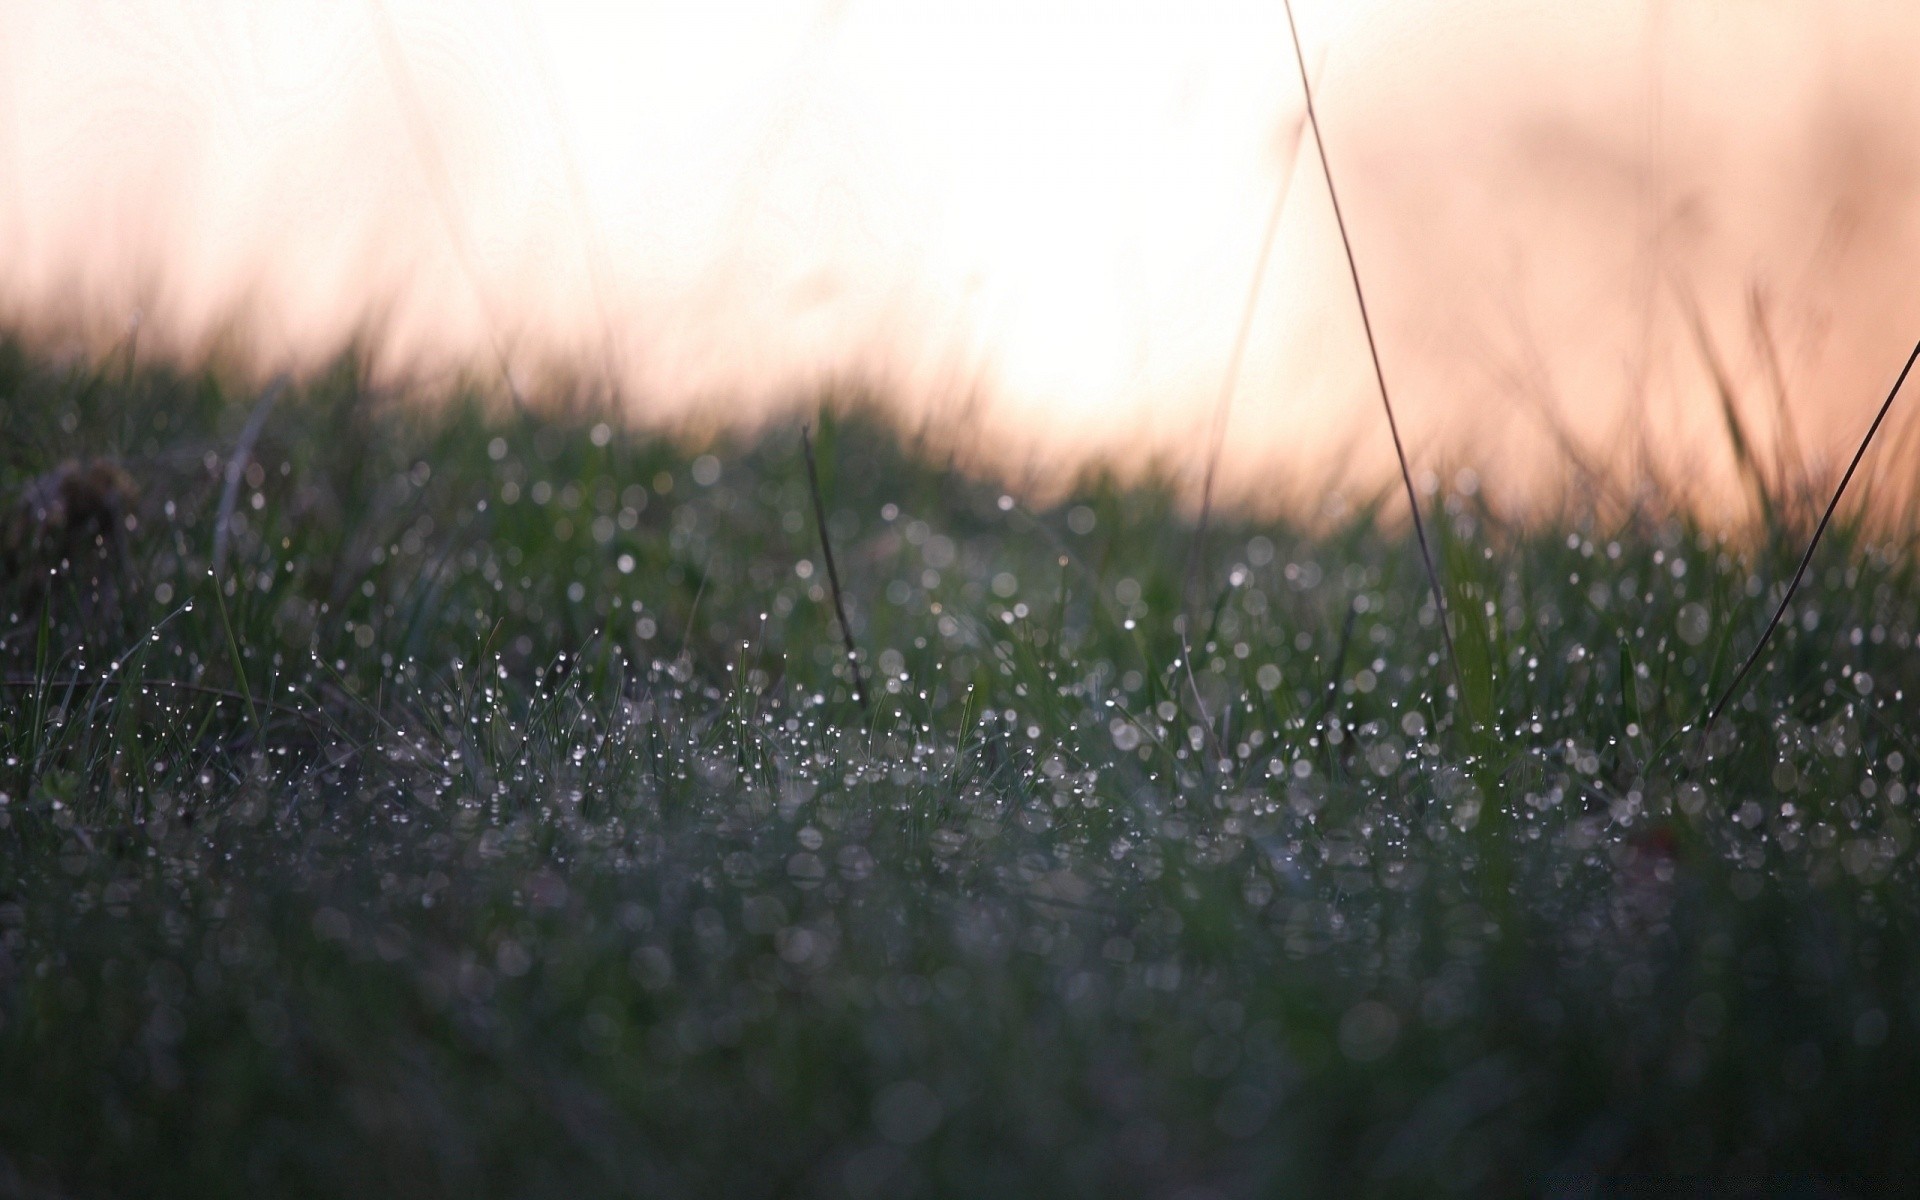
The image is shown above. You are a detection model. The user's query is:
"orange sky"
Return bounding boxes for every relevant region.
[3,1,1917,512]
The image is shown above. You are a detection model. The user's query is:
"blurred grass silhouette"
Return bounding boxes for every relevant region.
[3,334,1920,1196]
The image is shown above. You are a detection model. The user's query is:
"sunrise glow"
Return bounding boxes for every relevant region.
[3,0,1917,504]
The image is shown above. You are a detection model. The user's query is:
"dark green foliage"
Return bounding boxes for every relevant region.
[3,338,1919,1196]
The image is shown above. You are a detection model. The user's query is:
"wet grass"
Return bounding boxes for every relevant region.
[4,339,1920,1197]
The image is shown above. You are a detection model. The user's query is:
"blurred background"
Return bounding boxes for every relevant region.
[2,0,1916,510]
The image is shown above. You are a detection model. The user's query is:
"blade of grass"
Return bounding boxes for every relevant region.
[801,422,868,713]
[1674,285,1775,531]
[1280,0,1466,720]
[207,571,264,741]
[1178,627,1225,765]
[1316,595,1360,735]
[212,377,286,579]
[0,675,335,735]
[25,603,52,794]
[1185,110,1308,616]
[1748,286,1810,515]
[1702,336,1920,733]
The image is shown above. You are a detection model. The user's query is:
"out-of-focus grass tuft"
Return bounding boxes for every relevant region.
[3,336,1919,1197]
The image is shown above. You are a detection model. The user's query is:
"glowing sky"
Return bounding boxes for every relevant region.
[3,1,1917,507]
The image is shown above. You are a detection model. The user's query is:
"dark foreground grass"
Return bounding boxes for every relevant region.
[4,340,1920,1197]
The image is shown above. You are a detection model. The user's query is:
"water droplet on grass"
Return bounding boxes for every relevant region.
[1677,602,1711,646]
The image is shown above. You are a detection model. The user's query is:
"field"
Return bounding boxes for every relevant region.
[3,339,1919,1196]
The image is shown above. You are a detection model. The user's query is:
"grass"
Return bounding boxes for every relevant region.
[4,335,1920,1197]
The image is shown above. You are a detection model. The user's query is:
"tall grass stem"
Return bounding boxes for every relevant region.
[212,378,286,579]
[209,572,264,739]
[1702,336,1920,732]
[801,423,869,713]
[1185,114,1308,617]
[1279,0,1465,712]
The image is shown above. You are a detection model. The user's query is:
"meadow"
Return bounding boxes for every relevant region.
[3,337,1919,1196]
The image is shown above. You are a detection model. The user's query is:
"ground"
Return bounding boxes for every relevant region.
[2,340,1917,1197]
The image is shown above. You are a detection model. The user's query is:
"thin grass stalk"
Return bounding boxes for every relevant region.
[1316,595,1360,732]
[1279,0,1466,716]
[212,377,286,579]
[1184,113,1308,619]
[801,423,868,713]
[1748,287,1810,515]
[208,570,264,740]
[1674,285,1775,530]
[1703,336,1920,733]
